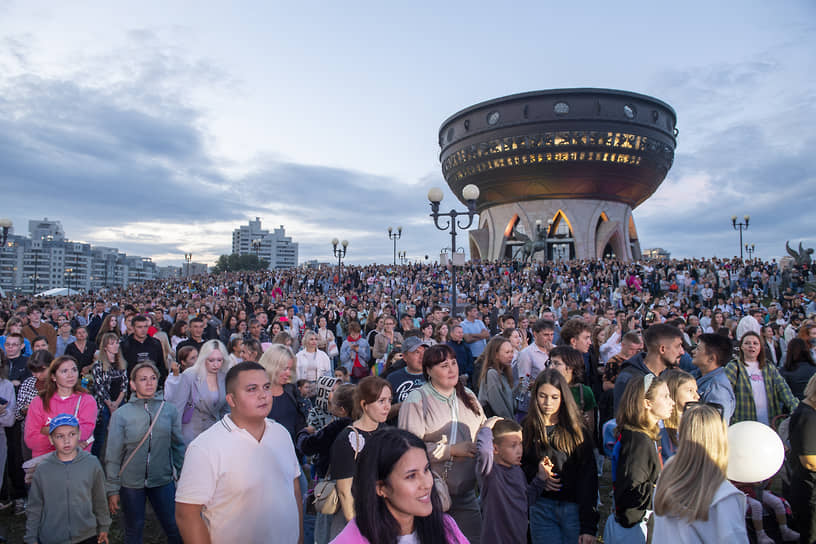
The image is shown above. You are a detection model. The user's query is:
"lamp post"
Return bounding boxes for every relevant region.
[184,252,192,278]
[427,184,480,314]
[731,215,750,259]
[398,250,407,265]
[387,226,402,265]
[745,243,755,259]
[252,239,262,259]
[331,238,348,281]
[32,247,40,294]
[0,218,11,247]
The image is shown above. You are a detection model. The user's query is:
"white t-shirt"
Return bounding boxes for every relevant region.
[175,415,301,543]
[744,361,769,425]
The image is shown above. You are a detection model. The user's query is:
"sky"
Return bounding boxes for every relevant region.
[1,1,814,266]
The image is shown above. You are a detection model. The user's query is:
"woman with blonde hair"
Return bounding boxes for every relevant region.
[653,404,748,542]
[297,330,332,382]
[658,369,699,462]
[604,374,673,543]
[91,332,128,456]
[165,339,231,445]
[153,330,175,376]
[259,344,306,442]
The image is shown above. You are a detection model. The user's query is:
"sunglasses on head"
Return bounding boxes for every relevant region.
[684,400,724,418]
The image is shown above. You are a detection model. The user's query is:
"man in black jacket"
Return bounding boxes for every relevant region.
[175,317,207,357]
[612,323,684,415]
[120,315,166,382]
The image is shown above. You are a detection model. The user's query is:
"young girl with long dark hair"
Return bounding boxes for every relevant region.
[522,368,598,544]
[331,427,468,544]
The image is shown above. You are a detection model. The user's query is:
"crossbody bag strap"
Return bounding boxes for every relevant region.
[74,394,82,416]
[119,401,165,476]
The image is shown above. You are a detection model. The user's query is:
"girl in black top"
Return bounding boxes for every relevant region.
[522,368,598,544]
[329,376,392,539]
[604,374,673,543]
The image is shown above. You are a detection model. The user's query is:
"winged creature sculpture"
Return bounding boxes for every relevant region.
[786,240,814,266]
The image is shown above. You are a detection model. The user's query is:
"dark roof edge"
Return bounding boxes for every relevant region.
[439,88,677,130]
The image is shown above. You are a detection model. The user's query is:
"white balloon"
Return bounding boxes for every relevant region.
[727,421,785,483]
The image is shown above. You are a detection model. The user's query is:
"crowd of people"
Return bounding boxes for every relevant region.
[0,255,814,543]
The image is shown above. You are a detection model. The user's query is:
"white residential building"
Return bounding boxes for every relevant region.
[231,217,298,269]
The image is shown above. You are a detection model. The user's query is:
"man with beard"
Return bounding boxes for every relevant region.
[613,323,684,415]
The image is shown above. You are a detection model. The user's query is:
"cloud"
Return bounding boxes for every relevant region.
[0,34,458,266]
[634,52,816,259]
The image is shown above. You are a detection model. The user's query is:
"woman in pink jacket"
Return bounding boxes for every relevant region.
[24,355,97,458]
[331,428,468,544]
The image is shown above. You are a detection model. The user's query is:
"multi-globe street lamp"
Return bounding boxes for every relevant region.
[184,253,192,278]
[745,243,755,259]
[731,215,750,259]
[427,183,480,314]
[331,238,348,280]
[387,226,402,265]
[0,218,11,247]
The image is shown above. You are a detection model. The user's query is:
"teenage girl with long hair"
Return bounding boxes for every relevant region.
[653,404,748,542]
[604,374,673,543]
[522,368,598,544]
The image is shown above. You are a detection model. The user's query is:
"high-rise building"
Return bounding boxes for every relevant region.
[231,218,298,269]
[0,218,157,294]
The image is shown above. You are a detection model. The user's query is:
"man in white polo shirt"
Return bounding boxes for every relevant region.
[175,361,303,543]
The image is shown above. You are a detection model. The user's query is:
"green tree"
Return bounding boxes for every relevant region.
[212,253,269,273]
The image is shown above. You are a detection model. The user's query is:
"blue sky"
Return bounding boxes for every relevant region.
[1,1,813,265]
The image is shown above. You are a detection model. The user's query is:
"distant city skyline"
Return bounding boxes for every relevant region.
[1,1,813,265]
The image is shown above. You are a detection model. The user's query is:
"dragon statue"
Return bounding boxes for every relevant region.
[786,241,814,267]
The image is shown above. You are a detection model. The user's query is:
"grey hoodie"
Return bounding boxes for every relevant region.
[25,449,111,544]
[104,392,185,494]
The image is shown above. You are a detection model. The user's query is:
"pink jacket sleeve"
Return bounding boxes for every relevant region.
[77,393,98,450]
[24,395,47,453]
[444,514,470,543]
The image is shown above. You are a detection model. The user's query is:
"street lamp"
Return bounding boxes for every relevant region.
[427,183,480,314]
[398,250,407,265]
[0,218,12,247]
[251,239,262,258]
[387,226,402,265]
[731,215,750,259]
[331,238,348,280]
[745,243,755,259]
[184,252,192,278]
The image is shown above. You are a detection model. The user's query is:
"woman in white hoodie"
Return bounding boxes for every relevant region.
[652,403,748,543]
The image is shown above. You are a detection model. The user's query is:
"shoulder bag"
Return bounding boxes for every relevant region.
[313,426,360,515]
[119,401,165,476]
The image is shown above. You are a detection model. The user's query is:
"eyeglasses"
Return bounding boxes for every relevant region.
[683,401,724,418]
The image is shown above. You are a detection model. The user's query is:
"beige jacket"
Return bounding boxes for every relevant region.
[398,382,485,495]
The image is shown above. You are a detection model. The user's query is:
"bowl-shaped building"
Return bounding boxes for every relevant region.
[438,89,677,261]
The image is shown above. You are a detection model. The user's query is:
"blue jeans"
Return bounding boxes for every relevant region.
[603,512,649,544]
[119,482,182,544]
[91,404,110,458]
[530,497,580,544]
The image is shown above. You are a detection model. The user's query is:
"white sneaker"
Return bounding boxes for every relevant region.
[756,531,774,544]
[779,526,800,542]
